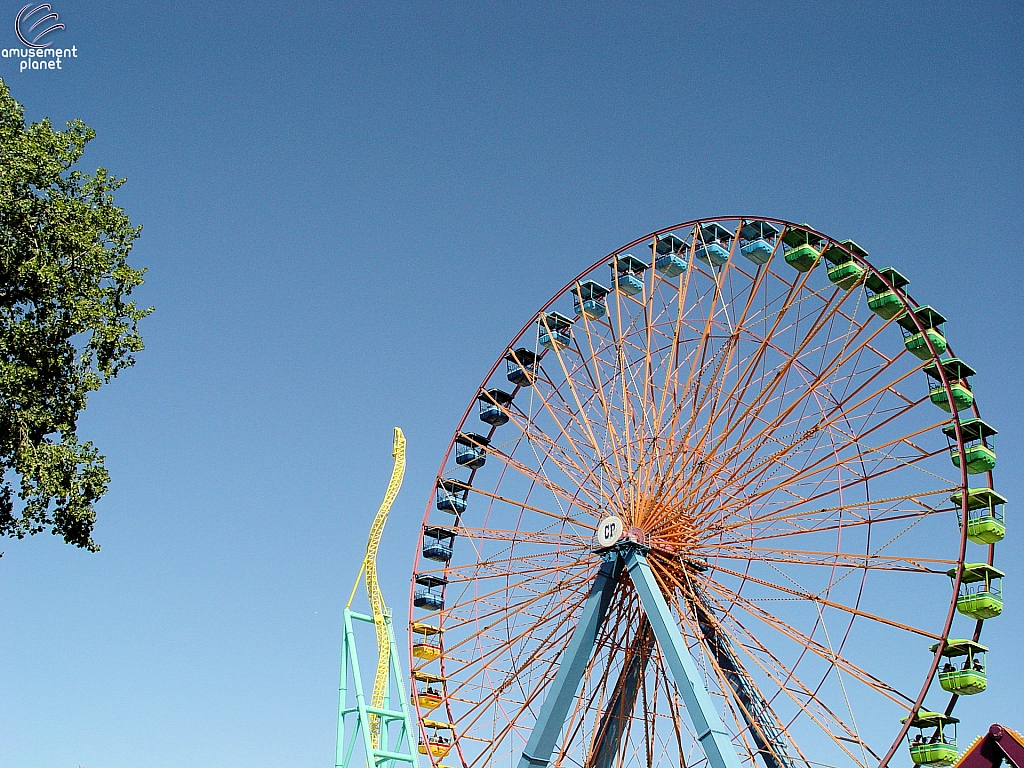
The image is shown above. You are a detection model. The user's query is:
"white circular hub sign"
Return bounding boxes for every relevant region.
[596,516,624,548]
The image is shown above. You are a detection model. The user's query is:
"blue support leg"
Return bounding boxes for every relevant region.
[621,546,743,768]
[517,554,624,768]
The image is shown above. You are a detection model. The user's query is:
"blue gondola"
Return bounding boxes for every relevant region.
[414,574,447,610]
[739,220,780,265]
[610,254,649,296]
[572,280,610,319]
[422,526,457,562]
[538,311,574,351]
[455,432,490,469]
[506,348,540,387]
[654,233,689,277]
[694,222,734,267]
[478,388,513,426]
[436,478,470,514]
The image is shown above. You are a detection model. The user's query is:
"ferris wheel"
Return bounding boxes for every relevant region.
[407,217,1006,768]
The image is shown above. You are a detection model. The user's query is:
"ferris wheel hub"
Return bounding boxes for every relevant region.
[594,515,649,552]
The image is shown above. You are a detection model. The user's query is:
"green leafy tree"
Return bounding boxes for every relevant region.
[0,78,151,552]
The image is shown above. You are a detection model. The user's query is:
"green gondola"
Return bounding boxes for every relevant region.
[865,267,910,319]
[902,711,959,767]
[950,488,1006,544]
[930,639,988,695]
[948,563,1004,620]
[922,358,975,413]
[897,306,948,359]
[781,224,824,272]
[822,240,868,289]
[942,418,996,474]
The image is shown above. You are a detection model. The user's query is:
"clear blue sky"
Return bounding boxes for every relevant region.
[1,1,1021,766]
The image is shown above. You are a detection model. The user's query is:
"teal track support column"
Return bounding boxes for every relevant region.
[336,609,419,768]
[621,545,743,768]
[517,554,623,768]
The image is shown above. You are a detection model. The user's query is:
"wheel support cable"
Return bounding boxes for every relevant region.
[517,542,744,768]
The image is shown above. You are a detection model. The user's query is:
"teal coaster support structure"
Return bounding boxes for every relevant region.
[337,608,419,768]
[517,541,743,768]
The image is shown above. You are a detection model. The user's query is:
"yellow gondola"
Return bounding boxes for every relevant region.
[414,670,446,712]
[412,622,443,661]
[419,719,454,757]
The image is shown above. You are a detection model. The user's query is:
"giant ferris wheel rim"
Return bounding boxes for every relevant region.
[409,215,999,768]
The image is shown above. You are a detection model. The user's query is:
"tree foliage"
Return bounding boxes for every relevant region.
[0,78,151,551]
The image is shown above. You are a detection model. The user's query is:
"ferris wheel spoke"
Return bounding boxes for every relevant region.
[672,613,803,768]
[720,484,957,533]
[719,429,945,525]
[452,624,576,768]
[478,440,605,521]
[437,564,594,639]
[718,491,947,535]
[698,277,864,459]
[638,346,745,514]
[546,328,628,484]
[444,582,587,701]
[688,588,874,768]
[456,482,599,533]
[697,406,945,527]
[433,549,592,586]
[630,252,688,495]
[569,329,637,502]
[716,507,951,547]
[641,333,742,515]
[707,545,956,573]
[704,563,940,641]
[452,525,592,547]
[700,585,912,717]
[503,397,616,510]
[439,612,593,752]
[700,351,893,504]
[558,597,643,767]
[464,581,638,768]
[507,376,636,513]
[647,274,701,503]
[702,299,889,479]
[663,485,951,541]
[436,577,598,667]
[535,353,621,468]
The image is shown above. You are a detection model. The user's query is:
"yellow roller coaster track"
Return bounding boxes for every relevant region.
[346,427,406,749]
